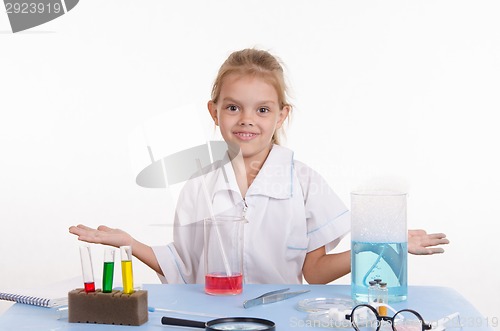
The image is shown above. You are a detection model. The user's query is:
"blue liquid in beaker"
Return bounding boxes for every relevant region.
[351,241,407,303]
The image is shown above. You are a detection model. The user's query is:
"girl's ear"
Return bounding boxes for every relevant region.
[207,100,219,126]
[276,105,291,128]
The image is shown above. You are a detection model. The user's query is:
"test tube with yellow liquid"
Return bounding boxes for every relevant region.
[120,246,134,294]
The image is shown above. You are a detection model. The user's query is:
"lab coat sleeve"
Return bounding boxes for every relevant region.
[151,243,189,284]
[295,161,351,253]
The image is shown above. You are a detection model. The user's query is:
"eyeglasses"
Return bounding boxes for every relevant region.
[345,304,432,331]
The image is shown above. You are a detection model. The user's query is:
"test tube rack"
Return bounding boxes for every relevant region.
[68,289,148,326]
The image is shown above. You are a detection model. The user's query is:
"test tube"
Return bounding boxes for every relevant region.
[102,248,115,293]
[79,246,95,293]
[120,246,134,294]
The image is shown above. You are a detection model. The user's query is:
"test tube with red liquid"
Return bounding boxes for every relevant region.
[79,246,96,293]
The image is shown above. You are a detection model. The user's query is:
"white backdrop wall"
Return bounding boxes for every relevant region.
[1,0,499,328]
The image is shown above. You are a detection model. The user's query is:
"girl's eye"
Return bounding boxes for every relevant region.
[227,105,239,112]
[257,107,270,113]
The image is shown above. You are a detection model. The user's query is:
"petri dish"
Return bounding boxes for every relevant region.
[296,297,354,313]
[297,298,355,329]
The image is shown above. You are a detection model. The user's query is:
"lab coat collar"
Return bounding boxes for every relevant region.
[210,153,242,199]
[207,145,293,200]
[210,145,294,200]
[247,145,293,199]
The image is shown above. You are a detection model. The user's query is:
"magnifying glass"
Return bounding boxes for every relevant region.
[161,316,276,331]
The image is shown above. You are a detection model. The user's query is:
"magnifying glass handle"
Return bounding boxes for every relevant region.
[161,316,207,329]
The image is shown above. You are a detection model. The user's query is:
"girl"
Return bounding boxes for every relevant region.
[69,49,448,284]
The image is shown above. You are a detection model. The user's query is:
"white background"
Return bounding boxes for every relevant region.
[1,0,499,328]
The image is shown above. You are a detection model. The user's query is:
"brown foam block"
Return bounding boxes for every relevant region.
[68,289,148,326]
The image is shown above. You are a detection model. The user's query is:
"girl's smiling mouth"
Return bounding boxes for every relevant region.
[233,131,259,140]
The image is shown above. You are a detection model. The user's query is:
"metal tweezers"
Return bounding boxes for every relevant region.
[243,288,310,308]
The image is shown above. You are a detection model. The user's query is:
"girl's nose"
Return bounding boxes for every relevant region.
[238,110,255,126]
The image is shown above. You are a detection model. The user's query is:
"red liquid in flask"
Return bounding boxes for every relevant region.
[84,282,95,293]
[205,272,242,295]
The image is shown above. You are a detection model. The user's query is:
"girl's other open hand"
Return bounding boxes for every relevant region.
[408,229,449,255]
[68,224,133,248]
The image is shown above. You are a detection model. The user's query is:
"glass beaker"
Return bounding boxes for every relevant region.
[204,216,246,295]
[350,190,408,303]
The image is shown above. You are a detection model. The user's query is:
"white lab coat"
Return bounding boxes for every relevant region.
[152,145,350,284]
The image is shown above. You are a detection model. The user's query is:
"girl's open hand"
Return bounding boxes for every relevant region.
[69,224,133,248]
[408,229,449,255]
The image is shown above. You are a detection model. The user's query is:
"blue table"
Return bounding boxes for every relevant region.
[0,284,494,330]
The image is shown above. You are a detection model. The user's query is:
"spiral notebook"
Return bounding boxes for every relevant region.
[0,277,80,308]
[0,291,66,308]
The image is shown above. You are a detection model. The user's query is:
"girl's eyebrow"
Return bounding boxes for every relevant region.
[221,97,276,105]
[221,97,239,104]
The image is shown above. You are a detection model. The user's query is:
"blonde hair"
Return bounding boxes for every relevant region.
[211,48,292,145]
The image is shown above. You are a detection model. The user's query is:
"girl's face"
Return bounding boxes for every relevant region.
[208,74,289,163]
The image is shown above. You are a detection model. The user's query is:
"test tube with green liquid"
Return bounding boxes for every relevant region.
[120,246,134,294]
[102,248,115,293]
